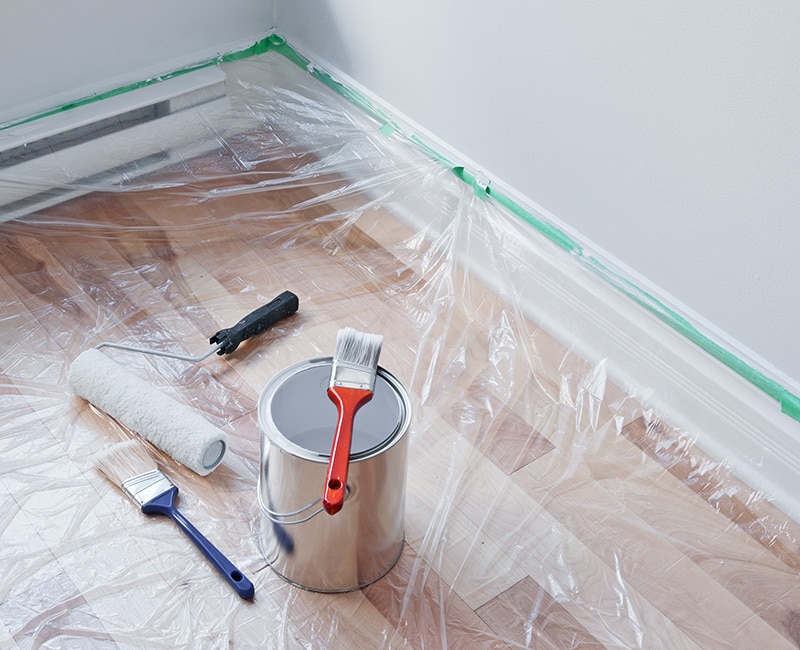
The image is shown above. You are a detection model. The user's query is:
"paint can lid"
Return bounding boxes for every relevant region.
[259,357,410,462]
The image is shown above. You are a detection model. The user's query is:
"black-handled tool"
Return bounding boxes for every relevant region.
[211,290,299,355]
[93,290,299,363]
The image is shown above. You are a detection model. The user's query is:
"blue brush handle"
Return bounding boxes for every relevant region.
[142,487,255,600]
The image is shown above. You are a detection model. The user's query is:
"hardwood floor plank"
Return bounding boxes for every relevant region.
[406,414,705,649]
[477,576,604,650]
[443,376,557,475]
[622,417,800,573]
[514,405,800,647]
[363,545,508,648]
[529,478,790,647]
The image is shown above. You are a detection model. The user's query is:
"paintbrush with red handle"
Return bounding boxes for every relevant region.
[323,327,383,515]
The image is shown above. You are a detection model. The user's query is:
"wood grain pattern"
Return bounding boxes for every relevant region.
[476,576,604,650]
[0,143,798,649]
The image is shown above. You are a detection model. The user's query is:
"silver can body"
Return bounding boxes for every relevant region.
[257,356,410,592]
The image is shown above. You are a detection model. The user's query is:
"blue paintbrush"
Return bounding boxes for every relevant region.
[94,440,255,600]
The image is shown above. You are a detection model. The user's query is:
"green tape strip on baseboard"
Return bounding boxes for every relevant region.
[0,35,278,132]
[6,33,799,424]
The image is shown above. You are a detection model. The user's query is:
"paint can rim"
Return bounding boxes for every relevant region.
[257,356,411,464]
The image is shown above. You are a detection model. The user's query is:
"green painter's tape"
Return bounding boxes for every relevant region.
[6,33,798,424]
[410,134,454,168]
[1,35,280,132]
[379,122,397,137]
[488,186,584,256]
[453,167,487,200]
[268,37,400,133]
[218,34,276,62]
[781,391,800,420]
[2,66,199,130]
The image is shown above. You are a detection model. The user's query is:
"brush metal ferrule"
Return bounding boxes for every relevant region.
[329,359,378,392]
[121,469,175,508]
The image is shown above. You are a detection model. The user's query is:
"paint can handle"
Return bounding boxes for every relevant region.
[262,488,350,525]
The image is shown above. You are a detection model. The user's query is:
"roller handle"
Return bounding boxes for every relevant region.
[142,488,255,600]
[322,386,374,515]
[210,290,299,355]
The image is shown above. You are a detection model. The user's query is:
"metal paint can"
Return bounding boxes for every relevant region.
[257,356,410,592]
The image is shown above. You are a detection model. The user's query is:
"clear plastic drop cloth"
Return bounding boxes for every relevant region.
[1,48,799,649]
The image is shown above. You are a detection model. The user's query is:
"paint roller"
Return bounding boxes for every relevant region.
[69,290,299,476]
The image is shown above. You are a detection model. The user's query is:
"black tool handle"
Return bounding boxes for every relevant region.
[210,290,299,355]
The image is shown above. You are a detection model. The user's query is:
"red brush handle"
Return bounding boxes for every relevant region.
[323,386,374,515]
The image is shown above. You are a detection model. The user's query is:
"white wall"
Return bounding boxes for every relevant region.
[277,1,800,394]
[0,0,277,125]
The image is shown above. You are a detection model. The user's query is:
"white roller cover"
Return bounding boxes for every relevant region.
[69,348,227,476]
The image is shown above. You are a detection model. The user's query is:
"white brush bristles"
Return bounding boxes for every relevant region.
[69,348,227,476]
[330,328,383,392]
[94,439,157,487]
[333,328,383,371]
